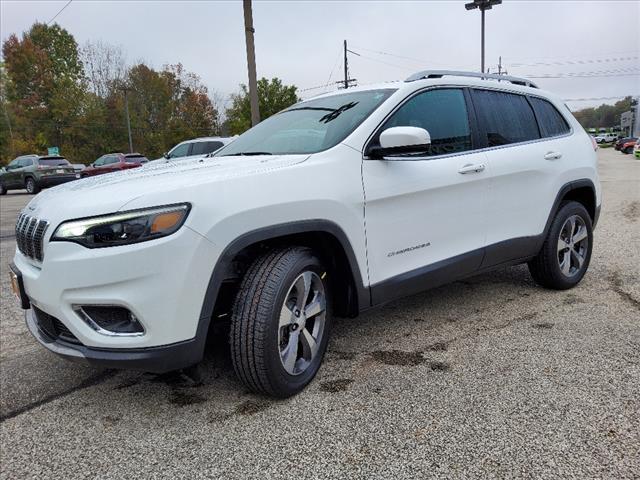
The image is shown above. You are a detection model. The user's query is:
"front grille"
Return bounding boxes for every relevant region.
[33,306,81,345]
[15,214,49,261]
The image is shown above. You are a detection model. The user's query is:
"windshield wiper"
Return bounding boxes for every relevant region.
[221,151,273,157]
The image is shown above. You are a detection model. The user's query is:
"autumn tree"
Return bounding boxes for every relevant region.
[2,22,86,159]
[225,77,299,135]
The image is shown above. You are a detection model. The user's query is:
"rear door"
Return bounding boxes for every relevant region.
[362,87,489,303]
[470,89,570,265]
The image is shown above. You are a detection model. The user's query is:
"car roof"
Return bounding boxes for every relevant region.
[186,137,234,143]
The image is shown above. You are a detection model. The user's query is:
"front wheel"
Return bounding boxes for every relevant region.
[528,201,593,290]
[230,247,331,397]
[0,183,6,195]
[25,177,40,194]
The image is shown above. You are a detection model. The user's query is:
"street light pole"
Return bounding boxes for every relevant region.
[465,0,502,73]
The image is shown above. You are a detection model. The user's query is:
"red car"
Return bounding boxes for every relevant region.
[619,138,638,154]
[81,153,148,177]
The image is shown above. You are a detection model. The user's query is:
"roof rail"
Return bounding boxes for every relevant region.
[405,70,539,89]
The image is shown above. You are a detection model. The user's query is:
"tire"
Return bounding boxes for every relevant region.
[623,146,633,154]
[25,177,40,194]
[0,183,6,195]
[230,247,332,397]
[528,201,593,290]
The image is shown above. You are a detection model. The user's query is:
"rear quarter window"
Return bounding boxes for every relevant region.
[529,97,571,138]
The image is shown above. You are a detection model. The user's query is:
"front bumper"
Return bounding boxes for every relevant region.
[25,308,204,372]
[15,224,221,360]
[37,174,79,187]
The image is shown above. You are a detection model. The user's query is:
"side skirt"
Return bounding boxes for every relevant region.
[369,235,542,307]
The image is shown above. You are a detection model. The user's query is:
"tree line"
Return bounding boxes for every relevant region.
[572,97,636,131]
[0,22,299,165]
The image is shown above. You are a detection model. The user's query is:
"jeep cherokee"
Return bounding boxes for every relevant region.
[10,71,601,397]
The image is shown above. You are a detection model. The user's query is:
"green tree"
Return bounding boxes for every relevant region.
[225,77,299,135]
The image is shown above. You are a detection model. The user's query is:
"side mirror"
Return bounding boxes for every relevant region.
[163,152,170,159]
[368,126,431,159]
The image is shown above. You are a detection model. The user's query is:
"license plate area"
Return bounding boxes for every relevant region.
[9,263,30,310]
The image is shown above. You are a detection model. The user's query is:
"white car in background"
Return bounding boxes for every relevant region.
[146,137,235,166]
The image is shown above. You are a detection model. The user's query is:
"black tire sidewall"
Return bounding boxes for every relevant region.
[25,178,35,194]
[264,253,332,397]
[545,202,593,288]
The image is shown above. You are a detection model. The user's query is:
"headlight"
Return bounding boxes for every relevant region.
[52,204,190,248]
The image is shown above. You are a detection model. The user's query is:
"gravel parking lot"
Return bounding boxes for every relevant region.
[1,148,638,479]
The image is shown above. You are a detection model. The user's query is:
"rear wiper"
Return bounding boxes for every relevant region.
[220,151,273,157]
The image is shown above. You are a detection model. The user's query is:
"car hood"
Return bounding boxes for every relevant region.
[24,154,309,221]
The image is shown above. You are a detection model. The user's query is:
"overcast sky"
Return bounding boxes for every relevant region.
[1,0,638,110]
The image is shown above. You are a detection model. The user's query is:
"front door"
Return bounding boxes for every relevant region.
[362,88,489,304]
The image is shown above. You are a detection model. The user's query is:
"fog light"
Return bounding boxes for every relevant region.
[74,305,145,336]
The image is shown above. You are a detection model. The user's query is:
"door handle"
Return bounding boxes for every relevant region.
[458,163,485,174]
[544,151,562,160]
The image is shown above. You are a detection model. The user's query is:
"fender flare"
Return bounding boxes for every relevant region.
[194,220,369,352]
[538,178,598,250]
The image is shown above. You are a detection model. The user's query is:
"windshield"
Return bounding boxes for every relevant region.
[216,89,395,156]
[39,158,69,166]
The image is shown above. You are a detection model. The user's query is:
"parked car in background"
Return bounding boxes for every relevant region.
[615,137,637,151]
[81,153,148,178]
[594,132,618,144]
[620,138,638,154]
[0,155,78,195]
[145,137,234,166]
[634,139,640,159]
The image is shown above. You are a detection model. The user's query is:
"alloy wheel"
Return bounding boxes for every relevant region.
[278,271,326,376]
[557,214,588,277]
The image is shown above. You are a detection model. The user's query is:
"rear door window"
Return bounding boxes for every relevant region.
[472,89,540,147]
[19,158,34,167]
[529,97,570,138]
[104,155,120,165]
[380,88,472,156]
[192,141,224,156]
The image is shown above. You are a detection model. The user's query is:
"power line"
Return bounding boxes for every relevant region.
[528,72,639,79]
[47,0,72,25]
[509,55,639,68]
[564,95,636,102]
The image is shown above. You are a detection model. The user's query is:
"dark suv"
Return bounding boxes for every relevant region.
[0,155,78,195]
[81,153,149,178]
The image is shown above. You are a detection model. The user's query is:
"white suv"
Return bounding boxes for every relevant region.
[145,136,234,166]
[10,71,601,397]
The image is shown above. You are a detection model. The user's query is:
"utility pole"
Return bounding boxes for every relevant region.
[340,40,357,89]
[121,86,133,153]
[243,0,260,126]
[498,55,502,75]
[465,0,502,73]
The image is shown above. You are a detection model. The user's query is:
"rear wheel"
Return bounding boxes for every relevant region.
[230,247,331,397]
[25,177,40,194]
[528,201,593,290]
[623,146,633,154]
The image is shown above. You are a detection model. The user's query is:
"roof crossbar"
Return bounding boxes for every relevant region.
[405,70,539,89]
